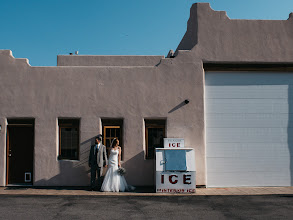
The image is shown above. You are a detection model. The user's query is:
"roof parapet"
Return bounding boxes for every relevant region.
[57,55,164,67]
[0,50,30,66]
[175,3,293,63]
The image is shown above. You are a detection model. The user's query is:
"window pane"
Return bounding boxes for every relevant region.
[115,128,120,139]
[147,127,164,159]
[59,119,79,160]
[145,120,166,159]
[111,128,115,137]
[106,139,111,148]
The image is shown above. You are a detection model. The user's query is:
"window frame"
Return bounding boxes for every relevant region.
[58,119,80,161]
[103,125,121,149]
[101,119,124,160]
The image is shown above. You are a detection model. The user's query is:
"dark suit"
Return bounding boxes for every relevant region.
[89,143,108,190]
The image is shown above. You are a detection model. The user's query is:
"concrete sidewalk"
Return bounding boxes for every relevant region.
[1,186,293,196]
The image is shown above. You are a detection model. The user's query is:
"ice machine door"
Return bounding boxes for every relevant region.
[165,150,187,171]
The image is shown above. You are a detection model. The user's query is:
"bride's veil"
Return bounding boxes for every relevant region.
[110,138,116,148]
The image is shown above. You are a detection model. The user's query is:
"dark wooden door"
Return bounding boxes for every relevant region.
[7,125,34,185]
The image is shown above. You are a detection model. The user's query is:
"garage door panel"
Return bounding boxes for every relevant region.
[206,113,291,128]
[206,143,291,158]
[205,72,293,187]
[205,85,288,99]
[206,127,289,143]
[207,171,291,187]
[206,99,290,114]
[205,72,293,85]
[207,157,291,173]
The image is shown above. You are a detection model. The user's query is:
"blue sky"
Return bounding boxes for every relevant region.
[1,0,293,66]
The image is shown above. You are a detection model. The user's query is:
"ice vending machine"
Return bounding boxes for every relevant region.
[155,138,196,193]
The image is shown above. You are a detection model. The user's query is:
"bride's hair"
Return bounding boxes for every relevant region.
[111,138,119,148]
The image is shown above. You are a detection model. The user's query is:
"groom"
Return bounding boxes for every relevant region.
[89,134,108,191]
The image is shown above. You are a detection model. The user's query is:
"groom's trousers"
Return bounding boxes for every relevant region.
[90,165,101,190]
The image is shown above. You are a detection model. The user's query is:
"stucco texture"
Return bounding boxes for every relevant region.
[0,49,204,186]
[176,3,293,63]
[1,3,293,187]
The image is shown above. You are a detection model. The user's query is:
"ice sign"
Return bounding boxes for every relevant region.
[164,138,184,148]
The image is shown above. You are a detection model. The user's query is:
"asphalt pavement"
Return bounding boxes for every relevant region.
[0,194,292,219]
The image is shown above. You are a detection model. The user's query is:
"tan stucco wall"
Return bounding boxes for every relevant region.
[0,50,205,186]
[57,55,164,67]
[1,3,293,187]
[176,3,293,63]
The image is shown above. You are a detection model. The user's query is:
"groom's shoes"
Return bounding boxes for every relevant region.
[89,186,96,191]
[90,187,100,191]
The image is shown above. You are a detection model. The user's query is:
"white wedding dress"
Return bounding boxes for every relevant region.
[101,148,133,192]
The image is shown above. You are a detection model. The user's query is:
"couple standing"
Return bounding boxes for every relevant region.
[88,134,133,192]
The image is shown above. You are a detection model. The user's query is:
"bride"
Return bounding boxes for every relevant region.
[101,138,134,192]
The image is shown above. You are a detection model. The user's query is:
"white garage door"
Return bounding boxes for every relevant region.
[205,72,293,187]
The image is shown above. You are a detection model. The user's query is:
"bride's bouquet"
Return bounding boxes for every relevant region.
[117,167,126,176]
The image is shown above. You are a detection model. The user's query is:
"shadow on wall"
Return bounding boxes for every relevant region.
[34,137,96,186]
[168,100,189,114]
[121,151,155,186]
[34,139,155,187]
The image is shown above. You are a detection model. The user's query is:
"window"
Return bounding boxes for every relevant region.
[58,119,80,160]
[145,119,166,159]
[102,119,123,159]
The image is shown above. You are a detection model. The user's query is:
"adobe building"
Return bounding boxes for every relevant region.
[1,3,293,187]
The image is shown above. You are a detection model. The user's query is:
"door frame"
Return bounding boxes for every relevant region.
[6,119,35,186]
